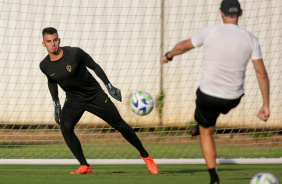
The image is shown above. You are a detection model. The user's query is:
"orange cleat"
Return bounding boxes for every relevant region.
[70,164,92,174]
[140,154,159,174]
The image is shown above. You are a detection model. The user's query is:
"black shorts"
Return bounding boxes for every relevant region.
[61,90,124,127]
[194,88,243,128]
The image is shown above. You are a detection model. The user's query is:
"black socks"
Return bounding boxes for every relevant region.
[208,167,219,183]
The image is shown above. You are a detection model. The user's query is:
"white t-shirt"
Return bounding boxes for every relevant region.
[191,24,262,99]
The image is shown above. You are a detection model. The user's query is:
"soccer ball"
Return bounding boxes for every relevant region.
[250,172,279,184]
[130,91,154,116]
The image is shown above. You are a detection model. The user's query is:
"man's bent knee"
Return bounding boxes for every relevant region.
[60,123,75,136]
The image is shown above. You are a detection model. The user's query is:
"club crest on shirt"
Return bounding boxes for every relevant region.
[66,65,72,72]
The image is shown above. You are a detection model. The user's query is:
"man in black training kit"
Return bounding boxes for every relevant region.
[40,27,158,175]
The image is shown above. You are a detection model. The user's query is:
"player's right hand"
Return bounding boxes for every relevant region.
[161,55,169,63]
[53,100,61,125]
[161,52,174,64]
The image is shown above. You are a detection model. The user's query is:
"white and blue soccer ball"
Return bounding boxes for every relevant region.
[250,172,279,184]
[130,91,154,116]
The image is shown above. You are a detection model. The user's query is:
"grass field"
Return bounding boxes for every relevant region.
[0,164,281,184]
[1,142,281,159]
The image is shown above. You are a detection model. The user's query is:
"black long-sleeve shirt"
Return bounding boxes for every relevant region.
[40,47,110,102]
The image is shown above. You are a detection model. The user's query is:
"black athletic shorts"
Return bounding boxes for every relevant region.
[62,90,124,126]
[194,88,243,128]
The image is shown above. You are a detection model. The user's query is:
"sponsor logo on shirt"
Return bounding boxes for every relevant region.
[66,65,72,72]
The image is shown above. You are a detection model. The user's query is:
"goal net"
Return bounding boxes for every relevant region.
[0,0,281,164]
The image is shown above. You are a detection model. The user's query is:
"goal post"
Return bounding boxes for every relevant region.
[0,0,281,164]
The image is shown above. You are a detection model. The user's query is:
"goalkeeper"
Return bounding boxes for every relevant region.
[161,0,270,183]
[40,27,158,175]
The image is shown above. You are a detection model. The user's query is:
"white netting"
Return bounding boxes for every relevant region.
[0,0,281,160]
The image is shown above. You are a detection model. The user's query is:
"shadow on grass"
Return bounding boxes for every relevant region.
[160,168,243,174]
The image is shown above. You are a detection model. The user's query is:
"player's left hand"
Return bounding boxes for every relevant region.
[257,105,270,121]
[161,55,169,63]
[106,83,122,102]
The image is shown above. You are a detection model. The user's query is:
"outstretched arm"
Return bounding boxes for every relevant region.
[80,48,111,85]
[252,59,270,121]
[85,59,111,86]
[161,39,195,63]
[81,49,122,102]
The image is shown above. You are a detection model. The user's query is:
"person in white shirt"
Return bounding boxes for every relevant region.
[161,0,270,183]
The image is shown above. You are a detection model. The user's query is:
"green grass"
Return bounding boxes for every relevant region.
[0,164,281,184]
[0,142,281,159]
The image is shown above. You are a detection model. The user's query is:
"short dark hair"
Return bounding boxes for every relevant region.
[220,0,242,17]
[42,27,58,37]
